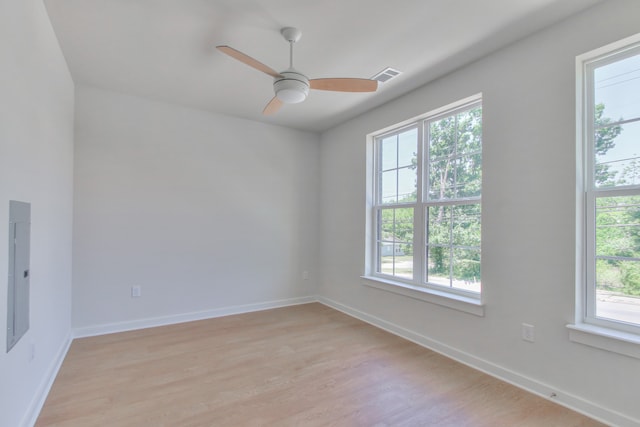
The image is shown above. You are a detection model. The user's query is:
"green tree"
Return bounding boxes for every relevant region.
[622,197,640,295]
[619,157,640,186]
[594,103,623,186]
[621,262,640,296]
[595,196,640,296]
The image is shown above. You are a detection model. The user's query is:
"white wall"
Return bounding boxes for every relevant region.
[0,0,75,426]
[318,0,640,425]
[73,86,320,331]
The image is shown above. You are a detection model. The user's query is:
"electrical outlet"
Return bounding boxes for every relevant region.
[303,271,309,280]
[131,285,142,298]
[522,323,535,342]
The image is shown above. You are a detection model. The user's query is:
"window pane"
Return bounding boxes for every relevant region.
[427,205,450,245]
[379,244,414,278]
[594,195,640,325]
[455,154,482,198]
[394,207,414,244]
[595,196,640,258]
[595,259,640,325]
[427,246,450,287]
[379,242,395,276]
[398,128,418,168]
[595,121,640,187]
[428,158,455,200]
[379,129,418,204]
[381,170,397,204]
[452,248,481,293]
[452,204,481,247]
[429,116,456,160]
[426,204,481,292]
[380,208,395,241]
[381,136,397,171]
[594,51,640,122]
[397,166,417,202]
[394,244,413,279]
[426,205,452,287]
[377,208,414,280]
[456,107,482,155]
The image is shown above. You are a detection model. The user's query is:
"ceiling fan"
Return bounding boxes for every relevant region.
[216,27,378,115]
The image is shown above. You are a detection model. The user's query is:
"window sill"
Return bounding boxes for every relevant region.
[361,275,484,317]
[567,323,640,360]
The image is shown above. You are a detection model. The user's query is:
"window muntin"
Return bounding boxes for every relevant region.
[372,99,482,297]
[584,42,640,333]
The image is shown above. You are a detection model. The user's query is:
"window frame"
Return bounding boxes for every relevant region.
[365,94,483,314]
[571,33,640,357]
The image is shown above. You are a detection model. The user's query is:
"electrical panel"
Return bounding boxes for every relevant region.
[7,200,30,352]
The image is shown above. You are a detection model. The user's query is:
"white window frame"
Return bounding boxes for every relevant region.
[364,94,484,316]
[570,33,640,359]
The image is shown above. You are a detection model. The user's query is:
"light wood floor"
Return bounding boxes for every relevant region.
[36,303,604,426]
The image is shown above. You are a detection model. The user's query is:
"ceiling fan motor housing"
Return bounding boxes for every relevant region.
[274,70,309,104]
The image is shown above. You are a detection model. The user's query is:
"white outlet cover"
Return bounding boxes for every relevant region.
[522,323,535,342]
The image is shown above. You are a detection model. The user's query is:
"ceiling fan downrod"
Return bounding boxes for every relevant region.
[281,27,301,69]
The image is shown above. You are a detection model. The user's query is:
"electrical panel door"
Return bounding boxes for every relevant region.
[7,201,30,352]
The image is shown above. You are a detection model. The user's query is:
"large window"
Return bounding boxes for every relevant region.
[370,96,482,301]
[579,35,640,335]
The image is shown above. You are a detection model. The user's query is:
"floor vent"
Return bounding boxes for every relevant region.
[372,67,402,83]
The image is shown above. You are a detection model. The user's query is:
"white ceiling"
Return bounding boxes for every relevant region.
[44,0,602,133]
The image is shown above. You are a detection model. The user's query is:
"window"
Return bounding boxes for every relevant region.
[578,34,640,337]
[368,96,482,305]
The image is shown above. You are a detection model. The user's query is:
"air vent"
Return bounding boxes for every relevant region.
[372,67,402,83]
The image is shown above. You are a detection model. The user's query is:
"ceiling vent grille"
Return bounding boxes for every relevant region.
[372,67,402,83]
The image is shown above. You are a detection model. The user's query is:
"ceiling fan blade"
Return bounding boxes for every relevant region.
[263,97,283,115]
[216,46,282,78]
[309,78,378,92]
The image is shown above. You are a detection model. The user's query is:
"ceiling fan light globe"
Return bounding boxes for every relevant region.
[274,71,309,104]
[276,88,307,103]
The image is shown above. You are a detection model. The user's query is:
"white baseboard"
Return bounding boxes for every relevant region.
[317,296,639,427]
[73,296,317,338]
[21,332,73,427]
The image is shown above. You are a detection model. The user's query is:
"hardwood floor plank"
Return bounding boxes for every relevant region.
[36,303,604,426]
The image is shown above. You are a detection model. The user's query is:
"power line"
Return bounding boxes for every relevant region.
[597,66,640,84]
[596,74,640,90]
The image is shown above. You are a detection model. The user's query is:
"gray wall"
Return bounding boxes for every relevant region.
[0,0,75,426]
[72,86,320,331]
[318,0,640,424]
